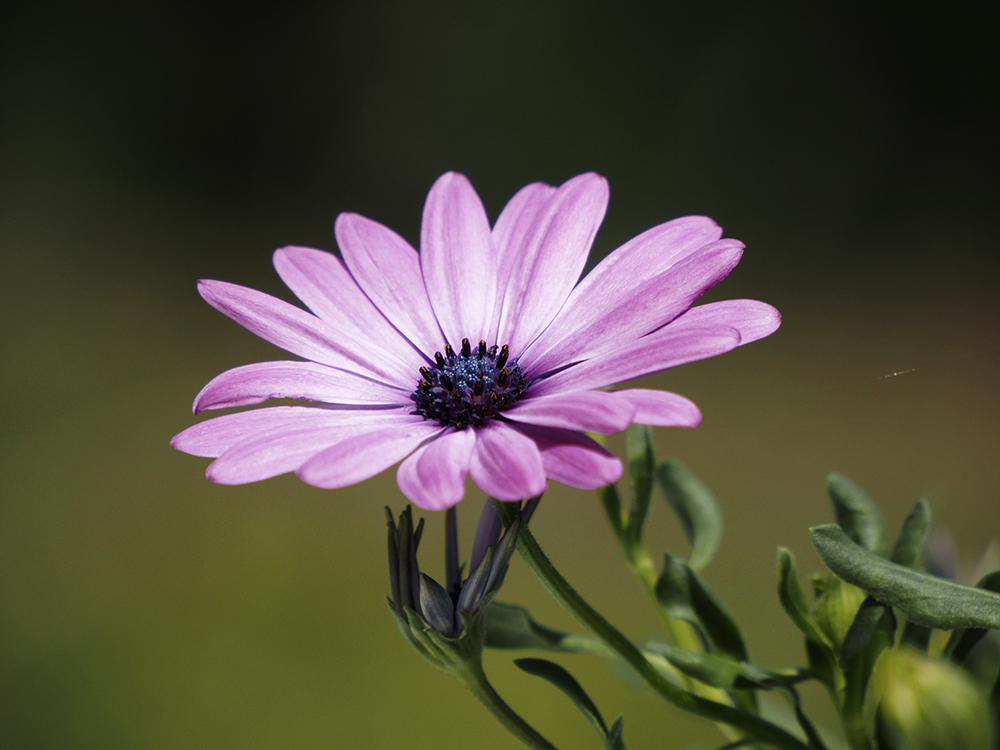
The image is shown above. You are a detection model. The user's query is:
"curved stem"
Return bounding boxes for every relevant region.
[455,658,560,750]
[494,500,809,750]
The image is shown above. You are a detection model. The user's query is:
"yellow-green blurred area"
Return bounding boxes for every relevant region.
[2,1,998,748]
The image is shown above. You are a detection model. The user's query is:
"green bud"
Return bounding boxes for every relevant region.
[813,573,868,651]
[873,647,993,750]
[385,505,523,674]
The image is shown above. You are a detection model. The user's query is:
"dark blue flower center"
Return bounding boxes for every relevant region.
[410,338,528,430]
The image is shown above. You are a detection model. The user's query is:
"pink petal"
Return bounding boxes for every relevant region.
[503,390,635,434]
[272,246,427,369]
[333,214,447,357]
[512,423,623,489]
[468,422,547,501]
[197,280,414,387]
[672,299,781,344]
[522,239,744,375]
[532,324,742,397]
[496,173,609,354]
[396,428,476,510]
[172,406,340,457]
[609,389,702,427]
[561,215,722,303]
[171,406,415,458]
[207,422,372,485]
[296,421,442,489]
[420,172,497,345]
[192,360,410,413]
[488,181,557,341]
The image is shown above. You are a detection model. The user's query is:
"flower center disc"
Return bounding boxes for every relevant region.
[410,338,527,430]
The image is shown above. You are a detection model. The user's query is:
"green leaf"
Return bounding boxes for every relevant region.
[483,601,612,656]
[606,716,626,750]
[839,595,896,669]
[890,499,931,568]
[776,548,833,649]
[599,483,625,539]
[644,643,826,750]
[810,524,1000,630]
[946,570,1000,663]
[827,473,890,557]
[655,553,748,661]
[656,458,724,571]
[625,425,656,546]
[515,658,620,748]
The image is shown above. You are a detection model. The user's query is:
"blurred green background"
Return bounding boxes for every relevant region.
[2,1,997,748]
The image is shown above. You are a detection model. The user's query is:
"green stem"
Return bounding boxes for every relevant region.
[455,658,560,750]
[495,500,809,750]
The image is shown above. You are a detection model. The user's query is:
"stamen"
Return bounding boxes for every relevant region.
[410,340,528,429]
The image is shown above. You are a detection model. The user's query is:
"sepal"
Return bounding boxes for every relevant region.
[515,657,627,749]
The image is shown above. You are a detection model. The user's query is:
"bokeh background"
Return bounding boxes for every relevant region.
[2,1,997,748]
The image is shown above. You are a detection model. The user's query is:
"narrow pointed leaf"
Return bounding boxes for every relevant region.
[839,595,895,669]
[890,499,931,568]
[646,640,747,689]
[483,602,612,656]
[645,640,808,692]
[599,483,625,539]
[655,553,748,661]
[656,458,723,571]
[456,546,493,615]
[827,473,890,557]
[386,508,403,618]
[514,658,611,743]
[810,524,1000,630]
[776,548,833,649]
[485,516,521,594]
[625,425,656,546]
[607,716,626,750]
[946,570,1000,663]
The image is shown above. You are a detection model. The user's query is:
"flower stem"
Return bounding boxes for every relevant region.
[494,500,809,750]
[455,658,560,750]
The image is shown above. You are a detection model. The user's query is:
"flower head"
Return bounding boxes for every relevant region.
[171,172,780,510]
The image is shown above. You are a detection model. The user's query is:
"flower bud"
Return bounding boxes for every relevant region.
[813,573,868,651]
[385,505,523,673]
[873,647,992,750]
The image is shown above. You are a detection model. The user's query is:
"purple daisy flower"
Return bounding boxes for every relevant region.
[171,172,779,510]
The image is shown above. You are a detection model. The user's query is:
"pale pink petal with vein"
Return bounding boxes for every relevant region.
[496,173,608,354]
[532,325,742,397]
[193,361,409,413]
[296,421,442,489]
[488,181,557,341]
[670,299,781,344]
[469,422,547,501]
[171,406,414,458]
[197,280,414,386]
[273,246,427,369]
[522,239,744,374]
[502,390,635,434]
[420,172,497,344]
[334,214,447,356]
[609,389,702,427]
[511,424,624,489]
[397,429,477,510]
